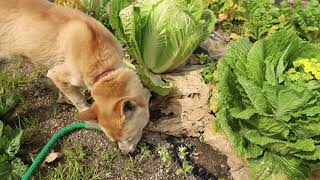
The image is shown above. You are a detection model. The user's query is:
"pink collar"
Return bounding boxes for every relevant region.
[94,69,115,83]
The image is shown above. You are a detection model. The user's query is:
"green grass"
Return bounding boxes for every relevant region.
[0,61,43,93]
[0,60,45,113]
[38,141,116,180]
[0,60,46,128]
[37,140,181,179]
[48,105,59,118]
[13,115,38,130]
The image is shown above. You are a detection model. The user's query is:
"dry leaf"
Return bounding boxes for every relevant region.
[45,152,61,163]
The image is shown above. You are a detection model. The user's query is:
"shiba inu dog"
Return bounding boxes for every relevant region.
[0,0,150,154]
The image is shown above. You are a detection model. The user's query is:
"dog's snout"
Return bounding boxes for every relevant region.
[118,142,136,155]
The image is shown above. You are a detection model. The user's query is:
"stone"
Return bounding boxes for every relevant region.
[203,124,251,180]
[230,166,252,180]
[147,67,214,137]
[200,34,227,60]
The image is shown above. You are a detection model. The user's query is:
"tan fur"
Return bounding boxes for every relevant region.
[0,0,150,154]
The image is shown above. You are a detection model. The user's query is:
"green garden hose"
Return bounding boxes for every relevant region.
[21,121,102,180]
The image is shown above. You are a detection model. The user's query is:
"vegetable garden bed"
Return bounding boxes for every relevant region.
[1,0,320,179]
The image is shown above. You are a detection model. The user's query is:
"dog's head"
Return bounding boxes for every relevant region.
[76,68,150,154]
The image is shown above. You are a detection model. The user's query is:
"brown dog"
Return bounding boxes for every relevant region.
[0,0,150,154]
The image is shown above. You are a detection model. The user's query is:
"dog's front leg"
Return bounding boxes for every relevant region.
[47,65,89,111]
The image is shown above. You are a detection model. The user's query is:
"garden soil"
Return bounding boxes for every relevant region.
[1,60,232,180]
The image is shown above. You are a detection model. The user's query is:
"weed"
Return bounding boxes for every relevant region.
[0,120,27,179]
[139,143,153,160]
[125,143,154,176]
[199,133,205,143]
[14,115,38,130]
[125,156,144,176]
[0,73,25,98]
[197,53,210,65]
[157,146,173,164]
[100,147,121,168]
[201,62,218,84]
[196,53,218,84]
[177,146,188,161]
[175,145,194,175]
[49,105,59,118]
[176,161,193,175]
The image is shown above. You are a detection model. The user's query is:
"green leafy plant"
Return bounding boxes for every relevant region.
[0,60,41,179]
[176,161,194,174]
[211,0,281,41]
[108,0,216,95]
[80,0,111,29]
[0,92,26,180]
[276,0,320,43]
[54,0,82,9]
[208,0,235,14]
[241,0,279,41]
[177,146,188,160]
[208,0,246,35]
[0,120,26,180]
[215,30,320,179]
[0,95,18,118]
[209,0,320,42]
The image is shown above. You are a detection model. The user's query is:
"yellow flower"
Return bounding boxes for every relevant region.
[230,33,241,40]
[290,58,320,81]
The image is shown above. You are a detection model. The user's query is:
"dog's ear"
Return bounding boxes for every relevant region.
[118,96,145,119]
[121,100,137,118]
[75,106,97,122]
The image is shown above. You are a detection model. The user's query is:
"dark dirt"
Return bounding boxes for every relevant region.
[1,60,232,180]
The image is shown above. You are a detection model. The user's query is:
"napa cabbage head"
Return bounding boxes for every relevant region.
[215,30,320,180]
[108,0,215,95]
[109,0,215,73]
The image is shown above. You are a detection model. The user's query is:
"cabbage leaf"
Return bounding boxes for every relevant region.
[216,30,320,179]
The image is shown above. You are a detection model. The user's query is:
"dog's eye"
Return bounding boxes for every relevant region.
[123,100,136,113]
[127,136,135,142]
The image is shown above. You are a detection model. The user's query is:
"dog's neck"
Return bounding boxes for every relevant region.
[82,58,126,89]
[94,69,115,83]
